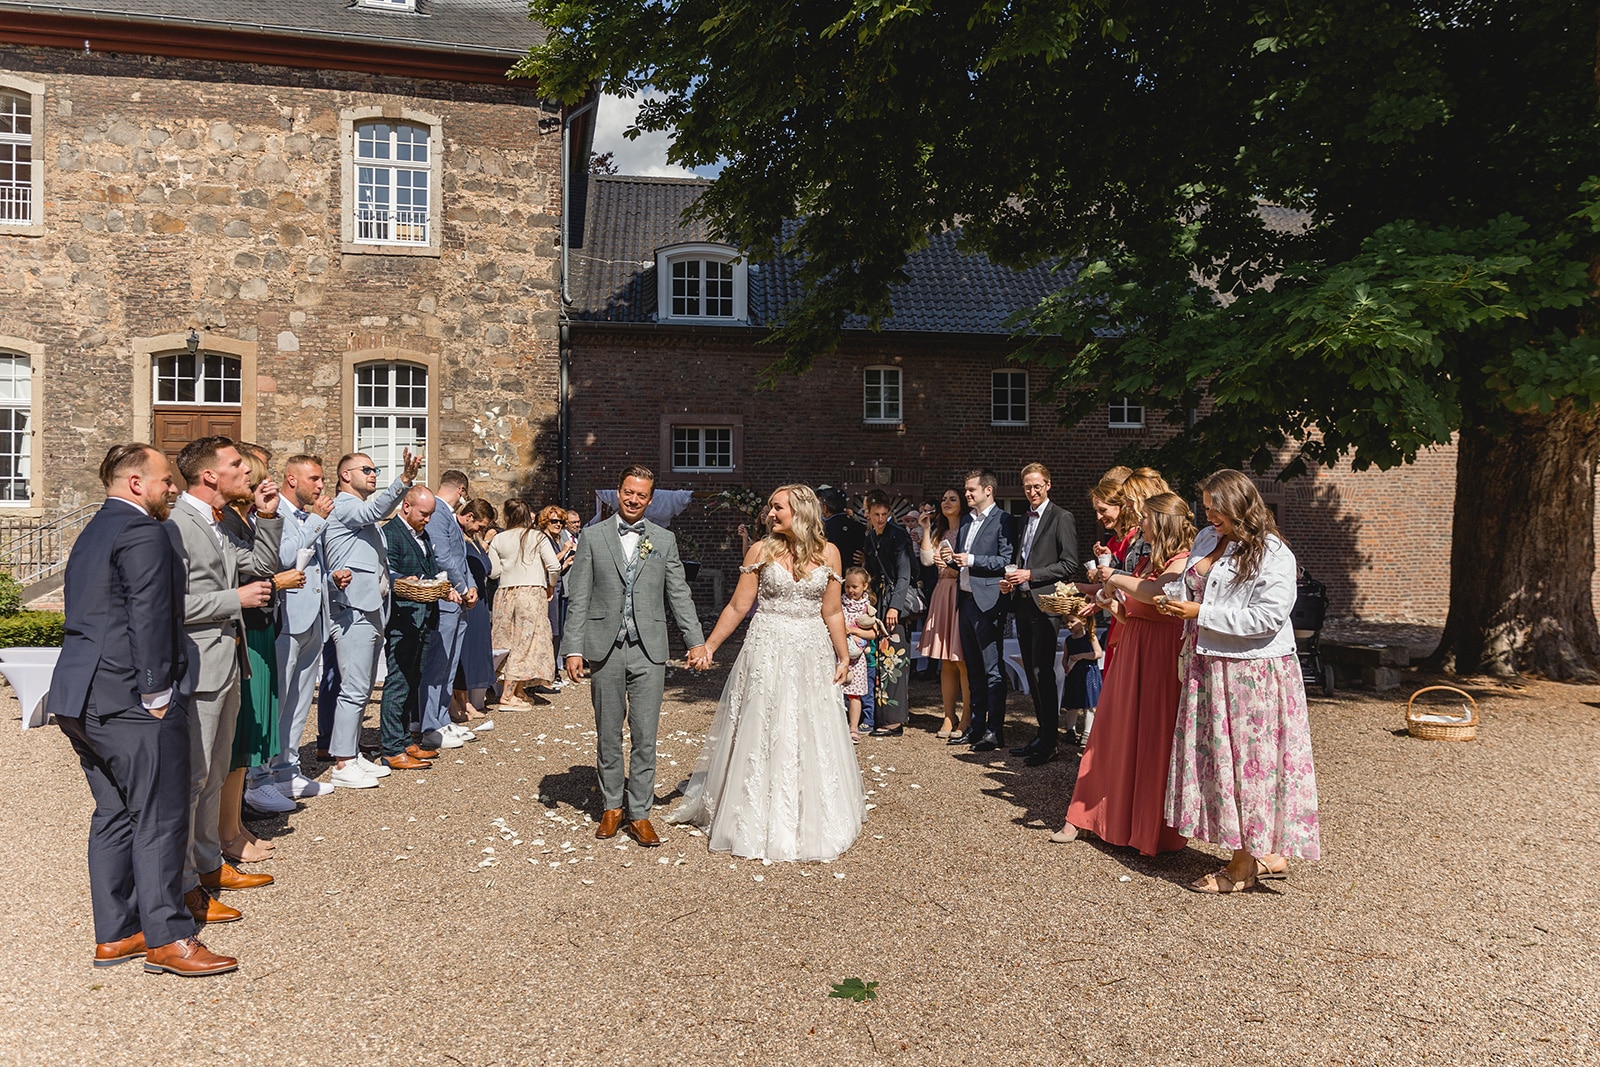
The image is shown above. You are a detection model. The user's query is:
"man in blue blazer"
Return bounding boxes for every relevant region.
[322,448,421,789]
[419,469,476,751]
[947,468,1015,752]
[53,444,236,977]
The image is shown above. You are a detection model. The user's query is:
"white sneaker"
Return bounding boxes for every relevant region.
[549,679,567,692]
[421,727,465,750]
[356,754,392,778]
[244,783,297,813]
[329,762,379,789]
[445,723,478,742]
[277,773,335,799]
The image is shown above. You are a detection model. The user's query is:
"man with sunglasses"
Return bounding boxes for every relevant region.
[321,450,422,789]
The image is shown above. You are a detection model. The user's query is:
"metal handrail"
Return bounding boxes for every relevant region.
[0,504,99,585]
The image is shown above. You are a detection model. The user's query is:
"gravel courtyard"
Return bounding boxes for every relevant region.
[1,654,1595,1066]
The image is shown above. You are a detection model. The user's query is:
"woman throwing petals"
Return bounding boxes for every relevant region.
[670,485,865,862]
[1154,470,1321,893]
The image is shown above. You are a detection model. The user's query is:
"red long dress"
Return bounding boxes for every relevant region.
[1065,554,1188,856]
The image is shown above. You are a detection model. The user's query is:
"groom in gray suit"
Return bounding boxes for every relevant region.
[562,466,705,847]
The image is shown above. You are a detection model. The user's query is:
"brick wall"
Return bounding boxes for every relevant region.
[570,326,1600,624]
[0,44,563,512]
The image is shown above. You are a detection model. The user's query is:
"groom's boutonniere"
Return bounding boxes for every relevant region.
[638,537,655,560]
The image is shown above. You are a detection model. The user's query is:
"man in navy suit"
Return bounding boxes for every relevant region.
[947,468,1015,753]
[418,469,477,751]
[52,444,237,977]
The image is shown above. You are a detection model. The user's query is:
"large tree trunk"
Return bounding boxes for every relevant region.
[1431,402,1600,680]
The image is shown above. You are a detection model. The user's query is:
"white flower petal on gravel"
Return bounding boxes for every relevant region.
[482,847,496,854]
[531,838,545,846]
[478,859,499,868]
[1119,875,1132,882]
[833,872,846,880]
[865,803,877,811]
[800,871,812,877]
[407,817,416,822]
[909,784,921,789]
[753,875,765,883]
[688,829,703,836]
[761,858,773,866]
[659,857,670,865]
[886,766,896,772]
[581,879,594,885]
[550,862,561,869]
[394,854,409,861]
[313,836,325,842]
[622,861,633,868]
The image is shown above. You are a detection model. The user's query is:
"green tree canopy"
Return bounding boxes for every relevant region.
[521,1,1600,678]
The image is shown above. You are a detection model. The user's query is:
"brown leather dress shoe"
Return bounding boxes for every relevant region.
[595,808,624,839]
[144,936,238,977]
[406,743,439,760]
[199,861,274,891]
[184,886,242,925]
[622,818,662,847]
[382,752,431,770]
[94,930,147,967]
[315,749,332,761]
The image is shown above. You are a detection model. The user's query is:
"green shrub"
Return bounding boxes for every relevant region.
[0,572,22,617]
[0,610,65,647]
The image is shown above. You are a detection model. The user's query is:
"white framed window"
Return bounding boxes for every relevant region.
[863,366,902,424]
[341,108,442,257]
[1109,396,1145,429]
[992,370,1028,425]
[155,352,242,406]
[655,243,748,322]
[671,426,735,472]
[358,0,416,9]
[354,362,428,481]
[0,353,31,505]
[355,121,430,246]
[0,76,44,236]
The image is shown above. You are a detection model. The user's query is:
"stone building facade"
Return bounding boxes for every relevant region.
[0,1,574,547]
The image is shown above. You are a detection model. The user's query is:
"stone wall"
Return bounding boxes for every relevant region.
[0,44,563,512]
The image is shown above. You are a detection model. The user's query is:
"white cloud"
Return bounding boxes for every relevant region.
[590,92,719,179]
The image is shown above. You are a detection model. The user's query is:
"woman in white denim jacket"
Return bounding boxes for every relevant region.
[1152,470,1322,893]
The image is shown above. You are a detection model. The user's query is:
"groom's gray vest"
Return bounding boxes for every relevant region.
[561,518,704,666]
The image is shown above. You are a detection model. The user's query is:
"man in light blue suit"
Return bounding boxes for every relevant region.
[321,448,421,789]
[418,469,478,751]
[251,454,350,800]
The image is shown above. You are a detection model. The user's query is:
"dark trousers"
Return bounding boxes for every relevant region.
[316,635,340,752]
[957,590,1007,739]
[1014,596,1061,747]
[380,617,429,757]
[60,701,197,947]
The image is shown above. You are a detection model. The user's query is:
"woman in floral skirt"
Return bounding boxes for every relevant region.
[1154,469,1321,893]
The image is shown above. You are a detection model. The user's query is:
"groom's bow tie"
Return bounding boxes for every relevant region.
[619,521,646,535]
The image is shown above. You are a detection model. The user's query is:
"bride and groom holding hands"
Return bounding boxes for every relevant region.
[561,467,864,862]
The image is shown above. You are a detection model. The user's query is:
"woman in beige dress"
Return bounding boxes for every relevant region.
[489,498,562,709]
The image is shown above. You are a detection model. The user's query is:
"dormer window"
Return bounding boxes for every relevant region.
[656,243,748,323]
[358,0,417,11]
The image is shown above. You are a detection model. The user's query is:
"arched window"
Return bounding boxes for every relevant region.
[354,361,428,479]
[155,352,242,405]
[655,242,748,322]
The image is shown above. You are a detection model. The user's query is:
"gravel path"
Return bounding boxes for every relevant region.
[0,656,1595,1066]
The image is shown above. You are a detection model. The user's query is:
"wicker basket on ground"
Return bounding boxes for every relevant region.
[1405,685,1478,742]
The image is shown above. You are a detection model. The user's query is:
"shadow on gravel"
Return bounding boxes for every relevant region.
[538,764,600,812]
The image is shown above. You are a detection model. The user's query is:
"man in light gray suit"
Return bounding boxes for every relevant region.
[418,469,477,751]
[562,465,706,847]
[321,449,421,790]
[166,436,284,915]
[251,454,350,801]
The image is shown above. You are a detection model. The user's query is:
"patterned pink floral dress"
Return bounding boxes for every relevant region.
[1166,560,1322,859]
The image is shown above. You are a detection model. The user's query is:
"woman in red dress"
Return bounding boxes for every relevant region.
[1054,491,1196,856]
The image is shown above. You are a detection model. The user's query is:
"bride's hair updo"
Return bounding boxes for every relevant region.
[760,483,831,571]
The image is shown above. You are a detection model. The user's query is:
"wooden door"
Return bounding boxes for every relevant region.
[154,407,242,489]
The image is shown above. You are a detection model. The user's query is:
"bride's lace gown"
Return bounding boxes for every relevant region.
[667,561,866,862]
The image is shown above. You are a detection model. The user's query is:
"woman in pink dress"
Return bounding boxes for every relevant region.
[1155,470,1320,893]
[1054,491,1194,856]
[915,488,967,737]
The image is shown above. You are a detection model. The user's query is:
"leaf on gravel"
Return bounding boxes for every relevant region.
[829,977,878,1002]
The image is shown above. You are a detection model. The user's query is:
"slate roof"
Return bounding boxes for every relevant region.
[0,0,542,56]
[569,174,1066,336]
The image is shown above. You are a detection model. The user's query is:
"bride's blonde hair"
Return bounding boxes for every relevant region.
[759,484,831,571]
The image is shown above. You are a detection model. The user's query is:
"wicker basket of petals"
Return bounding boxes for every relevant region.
[1034,582,1089,618]
[393,576,451,603]
[1405,685,1479,742]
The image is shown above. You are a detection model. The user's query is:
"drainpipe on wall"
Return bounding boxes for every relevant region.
[558,95,597,509]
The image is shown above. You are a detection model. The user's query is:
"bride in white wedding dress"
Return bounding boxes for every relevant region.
[668,484,866,862]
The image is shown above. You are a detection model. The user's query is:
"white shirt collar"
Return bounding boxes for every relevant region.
[180,491,218,523]
[1028,497,1051,517]
[108,495,149,515]
[970,502,995,521]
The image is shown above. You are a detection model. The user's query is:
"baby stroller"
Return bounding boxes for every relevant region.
[1292,568,1335,696]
